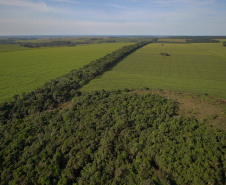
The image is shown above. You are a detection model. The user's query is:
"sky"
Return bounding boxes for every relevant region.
[0,0,226,36]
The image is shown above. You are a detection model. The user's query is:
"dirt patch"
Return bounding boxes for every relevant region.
[133,89,226,131]
[58,89,226,131]
[59,101,72,109]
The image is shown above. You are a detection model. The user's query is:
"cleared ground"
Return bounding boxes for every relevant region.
[133,89,226,131]
[0,43,131,103]
[82,43,226,99]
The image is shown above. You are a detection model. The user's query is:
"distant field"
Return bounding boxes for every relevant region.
[0,44,33,53]
[158,38,186,43]
[214,39,226,43]
[0,43,131,103]
[7,36,154,44]
[82,43,226,99]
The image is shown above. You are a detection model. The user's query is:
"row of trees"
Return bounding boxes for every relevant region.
[19,39,117,48]
[0,90,225,184]
[19,41,76,48]
[0,41,151,123]
[169,36,226,40]
[0,37,115,47]
[186,38,220,43]
[1,39,225,184]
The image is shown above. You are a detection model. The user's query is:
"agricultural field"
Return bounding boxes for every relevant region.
[0,42,131,103]
[1,38,225,184]
[82,43,226,99]
[0,36,155,46]
[214,39,226,43]
[0,44,33,53]
[157,38,186,43]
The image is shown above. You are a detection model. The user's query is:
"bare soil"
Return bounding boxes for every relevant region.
[134,89,226,131]
[59,89,226,132]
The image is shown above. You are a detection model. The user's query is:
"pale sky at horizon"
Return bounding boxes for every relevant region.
[0,0,225,36]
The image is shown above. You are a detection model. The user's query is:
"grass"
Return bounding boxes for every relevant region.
[214,39,226,43]
[6,36,154,44]
[132,89,226,131]
[82,43,226,99]
[158,38,186,43]
[0,43,131,103]
[0,44,33,53]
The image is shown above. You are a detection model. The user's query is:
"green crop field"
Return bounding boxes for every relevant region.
[82,43,226,99]
[214,39,226,43]
[158,38,186,43]
[0,43,131,103]
[0,44,33,53]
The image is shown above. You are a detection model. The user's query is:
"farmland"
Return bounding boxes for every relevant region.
[82,43,226,99]
[0,37,226,185]
[0,42,131,103]
[157,38,186,43]
[0,44,33,53]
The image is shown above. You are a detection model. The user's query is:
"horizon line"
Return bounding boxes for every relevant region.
[1,35,226,38]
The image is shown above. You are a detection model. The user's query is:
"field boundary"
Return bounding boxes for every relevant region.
[132,89,226,131]
[0,41,152,123]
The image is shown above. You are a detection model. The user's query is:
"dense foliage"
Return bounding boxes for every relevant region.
[19,41,77,48]
[0,37,110,46]
[0,38,225,184]
[0,41,150,123]
[223,41,226,46]
[0,37,38,44]
[186,38,220,43]
[19,39,118,48]
[0,90,225,185]
[169,36,226,40]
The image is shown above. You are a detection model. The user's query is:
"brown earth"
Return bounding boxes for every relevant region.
[133,89,226,131]
[60,89,226,132]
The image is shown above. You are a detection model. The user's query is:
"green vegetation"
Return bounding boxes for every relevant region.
[157,38,186,43]
[0,90,225,184]
[0,36,155,47]
[83,43,226,99]
[158,36,226,43]
[0,41,150,122]
[0,43,132,103]
[213,39,226,43]
[0,44,33,53]
[223,41,226,46]
[186,38,220,43]
[0,36,226,185]
[164,36,226,40]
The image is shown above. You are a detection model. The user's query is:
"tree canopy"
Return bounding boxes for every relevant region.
[0,40,225,185]
[0,90,225,184]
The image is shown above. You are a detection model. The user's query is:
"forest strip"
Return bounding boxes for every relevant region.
[133,89,226,131]
[0,41,151,123]
[0,90,225,184]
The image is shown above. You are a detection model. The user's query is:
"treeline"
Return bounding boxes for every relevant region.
[0,90,225,184]
[19,40,117,48]
[19,41,76,48]
[186,38,220,43]
[0,41,151,123]
[167,36,226,40]
[0,37,38,44]
[0,38,116,48]
[19,40,118,48]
